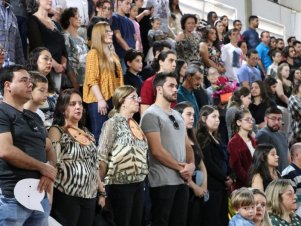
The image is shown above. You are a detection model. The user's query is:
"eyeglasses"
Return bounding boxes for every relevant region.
[169,115,179,130]
[267,116,282,122]
[241,117,255,123]
[126,95,141,102]
[105,30,113,35]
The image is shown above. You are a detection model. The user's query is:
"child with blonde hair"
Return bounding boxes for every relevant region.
[229,187,256,226]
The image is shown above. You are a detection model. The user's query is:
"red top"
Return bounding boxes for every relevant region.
[228,133,256,189]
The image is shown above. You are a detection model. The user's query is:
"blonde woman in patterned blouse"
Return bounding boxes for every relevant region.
[99,85,148,226]
[83,21,124,144]
[48,89,104,226]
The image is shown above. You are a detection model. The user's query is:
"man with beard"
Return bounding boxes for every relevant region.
[256,106,290,172]
[140,72,195,226]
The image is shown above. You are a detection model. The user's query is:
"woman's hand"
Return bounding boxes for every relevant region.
[98,99,108,115]
[98,196,106,208]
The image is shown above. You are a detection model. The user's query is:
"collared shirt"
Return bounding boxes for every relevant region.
[237,64,261,86]
[0,2,25,66]
[177,85,200,127]
[256,42,272,70]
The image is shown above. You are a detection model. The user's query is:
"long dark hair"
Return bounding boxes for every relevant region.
[27,47,57,93]
[197,105,219,149]
[202,26,221,52]
[174,101,203,159]
[228,87,250,108]
[52,89,85,128]
[249,143,276,190]
[174,59,186,84]
[231,109,251,137]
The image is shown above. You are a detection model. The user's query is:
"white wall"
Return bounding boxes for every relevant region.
[180,0,300,40]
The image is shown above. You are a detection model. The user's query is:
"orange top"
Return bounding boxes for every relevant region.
[83,49,124,103]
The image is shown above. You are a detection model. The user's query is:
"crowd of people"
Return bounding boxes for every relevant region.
[1,0,301,226]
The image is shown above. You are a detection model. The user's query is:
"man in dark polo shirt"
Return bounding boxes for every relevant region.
[0,65,57,225]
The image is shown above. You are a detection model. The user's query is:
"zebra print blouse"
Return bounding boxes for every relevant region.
[98,114,148,185]
[51,126,100,199]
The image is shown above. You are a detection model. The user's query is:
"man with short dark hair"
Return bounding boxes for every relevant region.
[287,36,296,46]
[256,31,272,77]
[141,71,195,226]
[112,0,137,73]
[256,107,289,172]
[233,19,243,41]
[293,40,301,68]
[177,65,203,127]
[0,65,57,225]
[140,49,176,113]
[242,15,260,50]
[276,38,285,52]
[237,49,261,88]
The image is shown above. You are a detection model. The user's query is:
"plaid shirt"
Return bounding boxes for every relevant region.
[288,95,301,138]
[0,3,25,65]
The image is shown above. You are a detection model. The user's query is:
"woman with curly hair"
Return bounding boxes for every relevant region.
[249,144,280,191]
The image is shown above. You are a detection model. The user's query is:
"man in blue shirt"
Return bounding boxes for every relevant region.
[177,64,203,127]
[256,31,272,77]
[112,0,137,73]
[242,15,260,50]
[237,49,261,89]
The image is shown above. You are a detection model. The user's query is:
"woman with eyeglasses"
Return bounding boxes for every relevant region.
[48,89,103,226]
[228,109,256,190]
[265,179,301,225]
[225,87,252,140]
[197,105,232,226]
[98,85,148,226]
[249,144,280,191]
[83,21,123,144]
[60,7,89,91]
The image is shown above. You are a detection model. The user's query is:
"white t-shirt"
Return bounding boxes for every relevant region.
[221,43,243,82]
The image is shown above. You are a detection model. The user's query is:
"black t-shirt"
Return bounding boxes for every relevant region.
[0,103,47,197]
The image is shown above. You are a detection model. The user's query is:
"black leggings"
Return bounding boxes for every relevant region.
[51,188,96,226]
[106,182,144,226]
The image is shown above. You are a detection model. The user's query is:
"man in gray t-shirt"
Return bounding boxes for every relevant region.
[141,72,195,226]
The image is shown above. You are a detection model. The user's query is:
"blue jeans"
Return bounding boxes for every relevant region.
[87,99,112,144]
[0,195,50,226]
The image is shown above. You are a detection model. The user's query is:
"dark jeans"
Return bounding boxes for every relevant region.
[106,182,144,226]
[16,16,27,59]
[51,188,96,226]
[150,184,189,226]
[203,189,229,226]
[87,100,112,144]
[187,189,206,226]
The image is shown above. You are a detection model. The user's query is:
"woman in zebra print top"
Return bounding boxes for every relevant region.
[48,89,104,226]
[99,85,148,226]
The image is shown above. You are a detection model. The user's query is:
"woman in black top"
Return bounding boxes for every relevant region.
[28,0,67,91]
[174,102,208,226]
[197,105,232,226]
[249,80,275,129]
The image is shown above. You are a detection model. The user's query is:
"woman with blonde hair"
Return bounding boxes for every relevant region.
[83,21,124,143]
[265,179,301,225]
[98,85,148,226]
[251,188,272,226]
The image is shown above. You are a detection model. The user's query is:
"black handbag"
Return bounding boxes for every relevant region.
[93,204,116,226]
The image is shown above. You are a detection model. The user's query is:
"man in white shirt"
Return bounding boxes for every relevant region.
[221,28,242,82]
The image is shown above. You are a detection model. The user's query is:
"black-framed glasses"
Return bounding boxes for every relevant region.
[169,115,179,130]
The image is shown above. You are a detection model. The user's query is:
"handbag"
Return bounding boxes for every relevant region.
[93,204,116,226]
[60,72,73,90]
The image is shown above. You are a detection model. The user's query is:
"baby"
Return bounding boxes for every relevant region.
[229,187,255,226]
